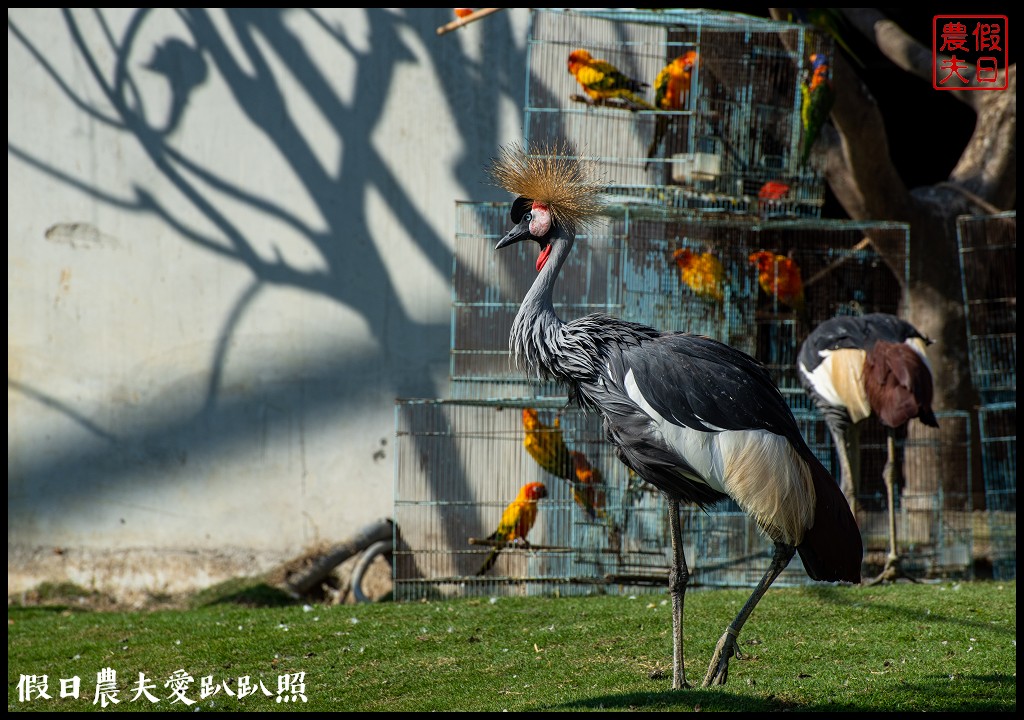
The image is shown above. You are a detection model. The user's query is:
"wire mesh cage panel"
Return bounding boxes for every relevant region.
[978,402,1016,580]
[616,216,759,355]
[957,212,1016,405]
[794,409,974,580]
[393,399,825,601]
[849,411,975,579]
[394,398,669,600]
[524,8,834,218]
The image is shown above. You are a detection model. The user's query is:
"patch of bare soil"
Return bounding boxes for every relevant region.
[10,544,394,612]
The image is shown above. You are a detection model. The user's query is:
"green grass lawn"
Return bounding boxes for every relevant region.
[8,579,1016,712]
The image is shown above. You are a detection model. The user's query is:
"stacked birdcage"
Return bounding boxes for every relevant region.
[523,8,834,218]
[395,9,975,601]
[957,211,1016,580]
[393,397,822,601]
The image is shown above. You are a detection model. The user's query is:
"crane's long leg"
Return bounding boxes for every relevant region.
[866,429,918,586]
[828,424,858,517]
[667,496,690,689]
[703,541,796,687]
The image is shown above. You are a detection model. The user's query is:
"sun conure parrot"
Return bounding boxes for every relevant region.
[521,409,619,550]
[522,408,607,520]
[799,53,835,168]
[647,51,698,166]
[749,250,809,326]
[522,407,574,479]
[672,247,725,302]
[476,481,548,576]
[567,48,654,110]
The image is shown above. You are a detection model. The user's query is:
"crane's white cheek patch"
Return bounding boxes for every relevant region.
[529,207,551,237]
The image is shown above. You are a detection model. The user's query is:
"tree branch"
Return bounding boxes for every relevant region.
[828,49,912,220]
[841,8,979,110]
[950,66,1017,208]
[769,8,910,221]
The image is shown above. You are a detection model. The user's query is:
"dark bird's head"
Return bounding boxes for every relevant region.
[673,247,695,268]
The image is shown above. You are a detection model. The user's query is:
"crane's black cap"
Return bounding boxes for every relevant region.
[510,196,532,223]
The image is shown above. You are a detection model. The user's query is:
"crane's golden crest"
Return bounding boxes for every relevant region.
[489,142,605,231]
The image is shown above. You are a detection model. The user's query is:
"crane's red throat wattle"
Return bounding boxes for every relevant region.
[536,243,553,272]
[530,202,553,271]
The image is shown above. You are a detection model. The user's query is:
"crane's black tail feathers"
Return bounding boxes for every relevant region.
[797,453,863,584]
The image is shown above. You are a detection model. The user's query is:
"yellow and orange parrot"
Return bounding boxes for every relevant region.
[567,48,654,110]
[672,247,725,302]
[567,449,608,521]
[476,481,548,576]
[749,250,808,323]
[654,51,698,112]
[647,51,698,166]
[453,8,474,18]
[522,408,610,522]
[522,407,575,480]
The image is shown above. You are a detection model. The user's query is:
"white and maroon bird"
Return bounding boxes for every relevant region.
[798,313,938,585]
[490,143,862,689]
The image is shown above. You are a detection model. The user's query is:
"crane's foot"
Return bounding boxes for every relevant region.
[864,554,919,587]
[702,629,741,687]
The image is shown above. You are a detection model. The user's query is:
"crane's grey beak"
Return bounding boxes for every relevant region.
[495,219,531,250]
[496,196,535,249]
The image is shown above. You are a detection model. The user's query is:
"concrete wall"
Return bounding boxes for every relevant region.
[8,8,533,599]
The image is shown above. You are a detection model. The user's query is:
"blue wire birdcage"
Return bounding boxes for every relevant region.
[523,8,834,218]
[956,211,1015,579]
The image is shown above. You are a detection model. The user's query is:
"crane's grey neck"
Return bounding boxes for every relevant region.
[509,225,575,380]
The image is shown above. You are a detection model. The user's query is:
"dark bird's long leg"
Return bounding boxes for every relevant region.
[866,428,918,586]
[703,541,796,687]
[667,496,690,689]
[827,422,861,518]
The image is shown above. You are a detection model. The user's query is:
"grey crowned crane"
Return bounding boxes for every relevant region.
[798,313,938,585]
[490,144,862,689]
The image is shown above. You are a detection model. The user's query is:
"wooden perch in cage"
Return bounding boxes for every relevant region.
[603,573,670,586]
[467,537,572,552]
[569,94,644,112]
[436,8,504,36]
[802,237,872,288]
